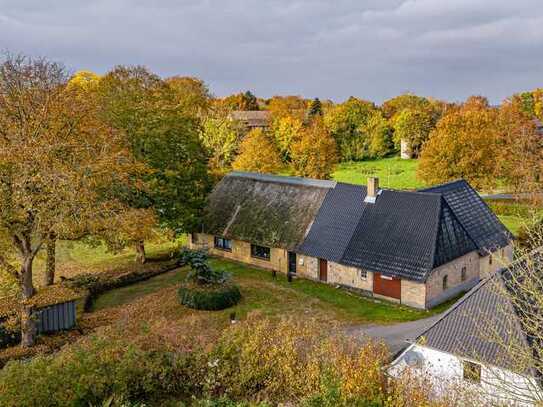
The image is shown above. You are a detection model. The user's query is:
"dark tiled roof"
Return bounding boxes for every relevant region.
[299,185,478,281]
[421,180,513,254]
[417,252,543,374]
[297,183,366,262]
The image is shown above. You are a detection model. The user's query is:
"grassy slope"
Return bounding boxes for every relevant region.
[332,157,424,190]
[93,258,453,325]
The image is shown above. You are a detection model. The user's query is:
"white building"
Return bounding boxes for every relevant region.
[389,255,543,406]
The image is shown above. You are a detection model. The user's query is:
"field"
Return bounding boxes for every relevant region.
[332,156,424,190]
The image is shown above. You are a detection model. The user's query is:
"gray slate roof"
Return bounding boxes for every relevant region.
[421,180,513,254]
[417,252,543,375]
[203,172,512,282]
[230,110,271,127]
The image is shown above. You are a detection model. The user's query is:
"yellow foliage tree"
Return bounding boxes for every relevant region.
[271,115,303,161]
[232,128,282,174]
[290,118,338,179]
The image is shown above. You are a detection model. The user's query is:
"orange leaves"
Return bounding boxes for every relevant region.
[232,128,282,174]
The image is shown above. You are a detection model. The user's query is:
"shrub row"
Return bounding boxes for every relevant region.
[178,282,241,310]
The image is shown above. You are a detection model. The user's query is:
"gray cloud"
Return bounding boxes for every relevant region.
[1,0,542,103]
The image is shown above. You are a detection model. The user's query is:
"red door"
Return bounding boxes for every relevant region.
[373,273,401,299]
[319,259,328,282]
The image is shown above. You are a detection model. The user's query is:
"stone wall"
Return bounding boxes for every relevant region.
[479,244,514,278]
[328,261,373,292]
[296,255,318,279]
[401,280,426,309]
[426,251,480,308]
[190,233,289,273]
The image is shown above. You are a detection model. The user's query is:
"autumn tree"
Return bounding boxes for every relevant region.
[381,93,431,119]
[272,115,303,161]
[290,118,338,179]
[0,54,149,346]
[200,116,243,175]
[166,76,212,118]
[267,95,308,122]
[510,88,543,121]
[323,97,379,161]
[362,111,394,158]
[232,128,282,174]
[222,90,260,111]
[97,66,210,262]
[392,108,435,158]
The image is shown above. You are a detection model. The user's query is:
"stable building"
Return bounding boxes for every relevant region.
[190,172,513,309]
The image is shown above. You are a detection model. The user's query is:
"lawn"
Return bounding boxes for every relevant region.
[92,258,449,325]
[332,156,425,190]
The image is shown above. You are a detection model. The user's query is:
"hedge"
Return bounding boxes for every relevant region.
[178,283,241,310]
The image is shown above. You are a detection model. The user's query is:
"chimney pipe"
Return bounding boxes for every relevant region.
[364,177,379,203]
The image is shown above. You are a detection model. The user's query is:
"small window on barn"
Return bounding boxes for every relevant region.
[461,266,467,282]
[360,270,367,280]
[442,275,448,291]
[463,360,481,384]
[251,244,270,261]
[214,237,232,252]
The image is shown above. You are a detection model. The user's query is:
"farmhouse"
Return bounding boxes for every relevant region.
[229,110,271,129]
[190,172,513,309]
[389,251,543,406]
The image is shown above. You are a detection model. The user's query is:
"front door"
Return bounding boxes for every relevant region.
[373,272,401,300]
[288,252,297,274]
[319,259,328,282]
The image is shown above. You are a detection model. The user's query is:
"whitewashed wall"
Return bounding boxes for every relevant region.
[389,344,540,406]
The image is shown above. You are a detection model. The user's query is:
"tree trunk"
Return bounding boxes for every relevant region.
[20,255,37,347]
[44,237,56,286]
[135,240,146,264]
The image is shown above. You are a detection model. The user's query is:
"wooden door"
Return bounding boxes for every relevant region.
[288,252,297,274]
[373,272,401,299]
[319,259,328,282]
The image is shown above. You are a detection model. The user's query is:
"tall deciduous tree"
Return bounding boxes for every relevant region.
[272,115,303,161]
[232,128,282,174]
[290,118,338,179]
[362,111,394,158]
[97,66,211,261]
[200,117,242,175]
[0,54,148,346]
[392,108,435,158]
[323,97,378,161]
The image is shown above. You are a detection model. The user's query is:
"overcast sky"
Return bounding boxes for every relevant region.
[1,0,542,103]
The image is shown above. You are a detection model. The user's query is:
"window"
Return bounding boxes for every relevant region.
[191,232,198,244]
[489,254,493,265]
[442,275,448,291]
[359,269,367,280]
[214,237,232,251]
[251,244,270,261]
[461,266,467,282]
[463,360,481,384]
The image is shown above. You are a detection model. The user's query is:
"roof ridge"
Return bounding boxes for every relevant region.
[227,171,337,189]
[427,196,444,279]
[419,178,467,192]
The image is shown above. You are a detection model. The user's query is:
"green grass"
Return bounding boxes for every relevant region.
[92,268,188,311]
[91,258,451,325]
[332,157,424,190]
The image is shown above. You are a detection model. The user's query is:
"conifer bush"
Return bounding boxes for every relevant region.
[177,249,241,310]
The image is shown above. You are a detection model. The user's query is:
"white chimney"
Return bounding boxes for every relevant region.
[364,177,380,203]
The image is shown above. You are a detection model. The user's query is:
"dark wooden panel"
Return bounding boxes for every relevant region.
[373,273,401,300]
[319,259,328,282]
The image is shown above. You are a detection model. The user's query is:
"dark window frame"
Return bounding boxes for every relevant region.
[463,360,482,384]
[214,236,232,252]
[461,266,467,282]
[251,244,271,261]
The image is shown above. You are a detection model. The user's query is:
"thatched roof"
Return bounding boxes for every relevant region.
[229,111,271,127]
[202,172,333,249]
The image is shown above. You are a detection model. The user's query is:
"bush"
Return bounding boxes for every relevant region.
[178,283,241,310]
[0,336,202,407]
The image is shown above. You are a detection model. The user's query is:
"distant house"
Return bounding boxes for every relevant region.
[190,172,513,309]
[229,110,271,130]
[389,252,543,406]
[534,118,543,136]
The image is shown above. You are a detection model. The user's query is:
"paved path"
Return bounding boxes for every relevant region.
[345,313,443,357]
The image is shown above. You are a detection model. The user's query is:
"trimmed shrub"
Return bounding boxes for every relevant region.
[178,283,241,310]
